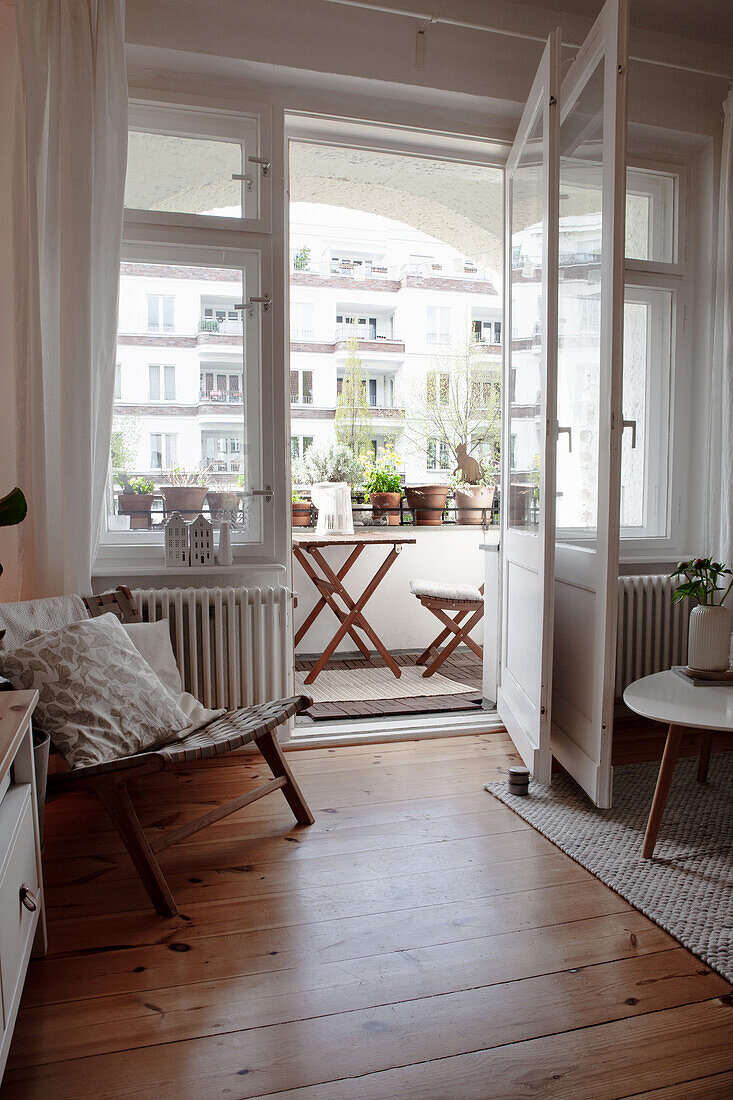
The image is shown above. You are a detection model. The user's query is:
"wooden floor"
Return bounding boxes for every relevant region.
[296,648,484,721]
[6,733,733,1098]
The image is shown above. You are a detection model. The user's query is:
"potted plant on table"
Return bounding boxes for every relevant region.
[362,451,402,526]
[291,488,312,528]
[118,476,156,530]
[670,556,733,672]
[160,465,212,520]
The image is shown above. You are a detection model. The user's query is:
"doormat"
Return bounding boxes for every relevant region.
[296,665,474,703]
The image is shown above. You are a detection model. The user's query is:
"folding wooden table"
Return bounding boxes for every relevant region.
[293,531,416,685]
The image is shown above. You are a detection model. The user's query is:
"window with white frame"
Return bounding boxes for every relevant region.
[291,435,314,463]
[290,370,313,405]
[148,364,176,401]
[147,295,174,332]
[426,438,450,470]
[150,433,177,470]
[427,306,451,343]
[291,303,315,340]
[426,371,450,406]
[102,100,273,562]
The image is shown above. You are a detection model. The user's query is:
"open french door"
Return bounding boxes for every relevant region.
[498,31,561,784]
[551,0,628,807]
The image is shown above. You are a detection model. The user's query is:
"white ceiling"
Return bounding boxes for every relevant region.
[511,0,733,46]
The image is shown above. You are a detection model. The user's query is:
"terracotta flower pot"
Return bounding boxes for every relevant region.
[160,486,208,520]
[206,490,240,524]
[454,485,495,525]
[405,485,449,526]
[292,501,312,528]
[118,493,155,530]
[369,491,401,526]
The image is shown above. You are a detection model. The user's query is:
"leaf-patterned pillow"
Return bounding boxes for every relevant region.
[2,614,191,768]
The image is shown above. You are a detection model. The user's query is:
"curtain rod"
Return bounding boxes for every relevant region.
[320,0,732,81]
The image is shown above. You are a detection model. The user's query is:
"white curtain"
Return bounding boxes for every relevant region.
[14,0,127,597]
[706,89,733,568]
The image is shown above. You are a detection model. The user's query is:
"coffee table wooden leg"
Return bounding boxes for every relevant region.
[696,732,713,783]
[642,723,683,859]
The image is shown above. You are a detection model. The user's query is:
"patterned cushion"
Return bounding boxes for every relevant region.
[2,614,191,768]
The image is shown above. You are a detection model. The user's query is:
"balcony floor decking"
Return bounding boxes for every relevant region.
[295,647,484,721]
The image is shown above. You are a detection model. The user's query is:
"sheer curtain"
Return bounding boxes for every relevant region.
[14,0,127,597]
[706,89,733,568]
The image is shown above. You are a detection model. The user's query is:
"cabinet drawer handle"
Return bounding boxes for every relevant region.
[19,883,38,913]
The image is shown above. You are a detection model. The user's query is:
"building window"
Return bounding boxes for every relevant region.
[201,303,241,334]
[291,303,314,340]
[291,435,314,463]
[427,307,451,343]
[426,372,450,406]
[202,431,244,472]
[200,368,243,401]
[426,439,450,471]
[148,364,176,401]
[368,379,377,407]
[148,364,160,401]
[290,370,314,405]
[147,295,174,332]
[114,363,121,401]
[150,433,177,470]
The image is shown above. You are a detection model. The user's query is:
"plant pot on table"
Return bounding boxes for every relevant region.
[160,486,208,521]
[404,485,449,526]
[368,492,401,526]
[454,485,495,525]
[292,501,312,528]
[118,493,155,530]
[687,604,733,672]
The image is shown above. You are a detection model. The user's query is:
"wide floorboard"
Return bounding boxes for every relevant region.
[6,733,732,1098]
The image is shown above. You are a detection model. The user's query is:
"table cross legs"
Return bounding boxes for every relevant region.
[294,543,403,685]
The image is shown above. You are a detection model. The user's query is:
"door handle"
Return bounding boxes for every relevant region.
[557,426,572,452]
[622,419,637,448]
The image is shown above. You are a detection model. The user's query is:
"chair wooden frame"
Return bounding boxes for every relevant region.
[414,585,485,678]
[44,587,314,918]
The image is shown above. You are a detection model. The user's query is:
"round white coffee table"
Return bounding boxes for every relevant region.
[623,670,733,858]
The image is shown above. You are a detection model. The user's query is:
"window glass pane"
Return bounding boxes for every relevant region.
[114,364,121,401]
[303,371,313,404]
[556,59,604,535]
[110,260,260,541]
[625,168,676,263]
[509,103,543,531]
[125,132,243,218]
[164,365,176,401]
[290,371,299,403]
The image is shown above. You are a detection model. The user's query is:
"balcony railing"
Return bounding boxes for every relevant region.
[198,319,242,335]
[199,389,242,402]
[334,324,399,343]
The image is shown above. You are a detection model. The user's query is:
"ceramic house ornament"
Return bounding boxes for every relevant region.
[189,514,214,566]
[164,512,189,567]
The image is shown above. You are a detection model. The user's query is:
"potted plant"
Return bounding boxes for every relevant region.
[451,462,497,526]
[362,451,402,526]
[160,465,212,520]
[298,442,362,487]
[118,476,156,530]
[671,557,733,671]
[206,482,241,525]
[404,483,450,526]
[291,488,312,527]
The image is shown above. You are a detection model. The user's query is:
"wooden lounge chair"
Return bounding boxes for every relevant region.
[411,579,485,678]
[41,587,315,917]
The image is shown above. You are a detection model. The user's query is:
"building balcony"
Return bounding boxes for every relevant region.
[199,389,243,403]
[198,318,242,335]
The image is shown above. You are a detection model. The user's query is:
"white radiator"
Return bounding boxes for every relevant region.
[615,575,690,701]
[131,586,292,710]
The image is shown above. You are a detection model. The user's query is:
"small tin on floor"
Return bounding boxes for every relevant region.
[507,765,531,796]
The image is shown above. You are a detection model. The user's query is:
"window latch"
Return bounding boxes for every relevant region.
[252,485,275,503]
[231,172,254,191]
[248,156,271,177]
[622,418,637,448]
[249,295,272,313]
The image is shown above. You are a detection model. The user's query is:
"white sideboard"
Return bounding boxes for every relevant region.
[0,690,46,1080]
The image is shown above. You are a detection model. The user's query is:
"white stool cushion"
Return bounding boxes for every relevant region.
[410,579,482,602]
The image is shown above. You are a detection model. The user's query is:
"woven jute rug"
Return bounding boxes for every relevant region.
[485,752,733,983]
[295,665,474,704]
